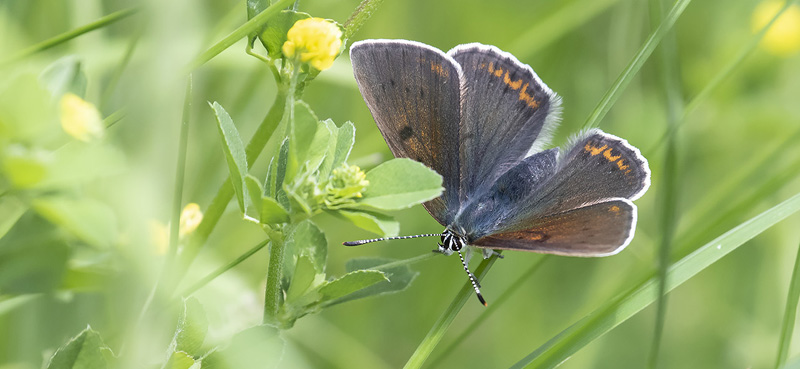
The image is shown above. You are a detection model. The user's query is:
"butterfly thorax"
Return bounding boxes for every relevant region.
[438,229,467,256]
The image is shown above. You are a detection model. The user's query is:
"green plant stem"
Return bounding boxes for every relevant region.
[263,229,287,325]
[263,63,300,327]
[185,0,295,71]
[429,256,550,368]
[1,8,138,66]
[511,191,800,369]
[403,253,502,369]
[582,0,692,129]
[101,25,142,111]
[776,238,800,369]
[343,0,386,40]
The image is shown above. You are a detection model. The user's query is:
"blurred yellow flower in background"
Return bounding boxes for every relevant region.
[282,18,343,70]
[179,202,203,237]
[59,93,104,142]
[752,1,800,56]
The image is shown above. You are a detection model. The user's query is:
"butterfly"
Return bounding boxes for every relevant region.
[346,40,651,305]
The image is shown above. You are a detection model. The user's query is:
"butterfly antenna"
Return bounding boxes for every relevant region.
[457,250,487,306]
[343,233,443,246]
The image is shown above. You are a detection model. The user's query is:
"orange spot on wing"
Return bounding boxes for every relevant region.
[503,71,523,90]
[518,83,539,108]
[609,205,620,213]
[616,159,630,171]
[584,143,607,156]
[603,148,621,162]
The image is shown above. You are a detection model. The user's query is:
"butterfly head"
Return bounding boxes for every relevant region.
[438,228,467,256]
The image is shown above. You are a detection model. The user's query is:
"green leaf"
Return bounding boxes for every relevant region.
[40,142,126,188]
[358,158,443,210]
[249,171,292,225]
[264,157,275,198]
[285,254,322,303]
[32,197,117,248]
[174,297,207,356]
[333,209,399,237]
[288,101,319,178]
[318,270,388,301]
[305,121,332,174]
[163,351,197,369]
[46,326,113,369]
[318,120,355,179]
[511,191,800,369]
[39,55,87,99]
[275,138,290,209]
[210,102,248,213]
[255,10,311,59]
[290,220,327,273]
[324,257,419,307]
[0,214,69,294]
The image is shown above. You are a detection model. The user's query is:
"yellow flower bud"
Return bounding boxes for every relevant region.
[282,18,343,70]
[752,1,800,56]
[59,93,104,142]
[179,203,203,237]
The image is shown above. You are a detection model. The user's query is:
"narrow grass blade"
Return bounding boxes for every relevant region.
[510,191,800,369]
[646,0,684,365]
[403,253,502,369]
[1,8,138,66]
[582,0,692,129]
[508,0,623,59]
[185,0,295,71]
[429,256,550,368]
[776,238,800,369]
[180,239,270,298]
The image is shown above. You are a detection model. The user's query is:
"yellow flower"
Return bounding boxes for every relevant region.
[179,203,203,237]
[59,93,104,142]
[752,1,800,56]
[282,18,343,70]
[149,220,169,255]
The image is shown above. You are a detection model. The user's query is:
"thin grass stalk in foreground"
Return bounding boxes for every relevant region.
[1,7,138,66]
[647,0,798,154]
[429,256,550,368]
[101,26,142,111]
[185,0,295,71]
[776,238,800,369]
[403,253,502,369]
[180,239,269,298]
[647,0,684,365]
[582,0,692,129]
[510,191,800,369]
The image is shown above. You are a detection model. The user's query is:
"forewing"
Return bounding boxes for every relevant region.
[448,43,561,204]
[472,199,636,256]
[351,40,463,225]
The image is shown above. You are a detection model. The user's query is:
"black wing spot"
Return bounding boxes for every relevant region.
[399,126,414,141]
[420,88,425,98]
[405,87,410,94]
[390,79,396,86]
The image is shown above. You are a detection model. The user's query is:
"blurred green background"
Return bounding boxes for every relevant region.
[2,0,800,368]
